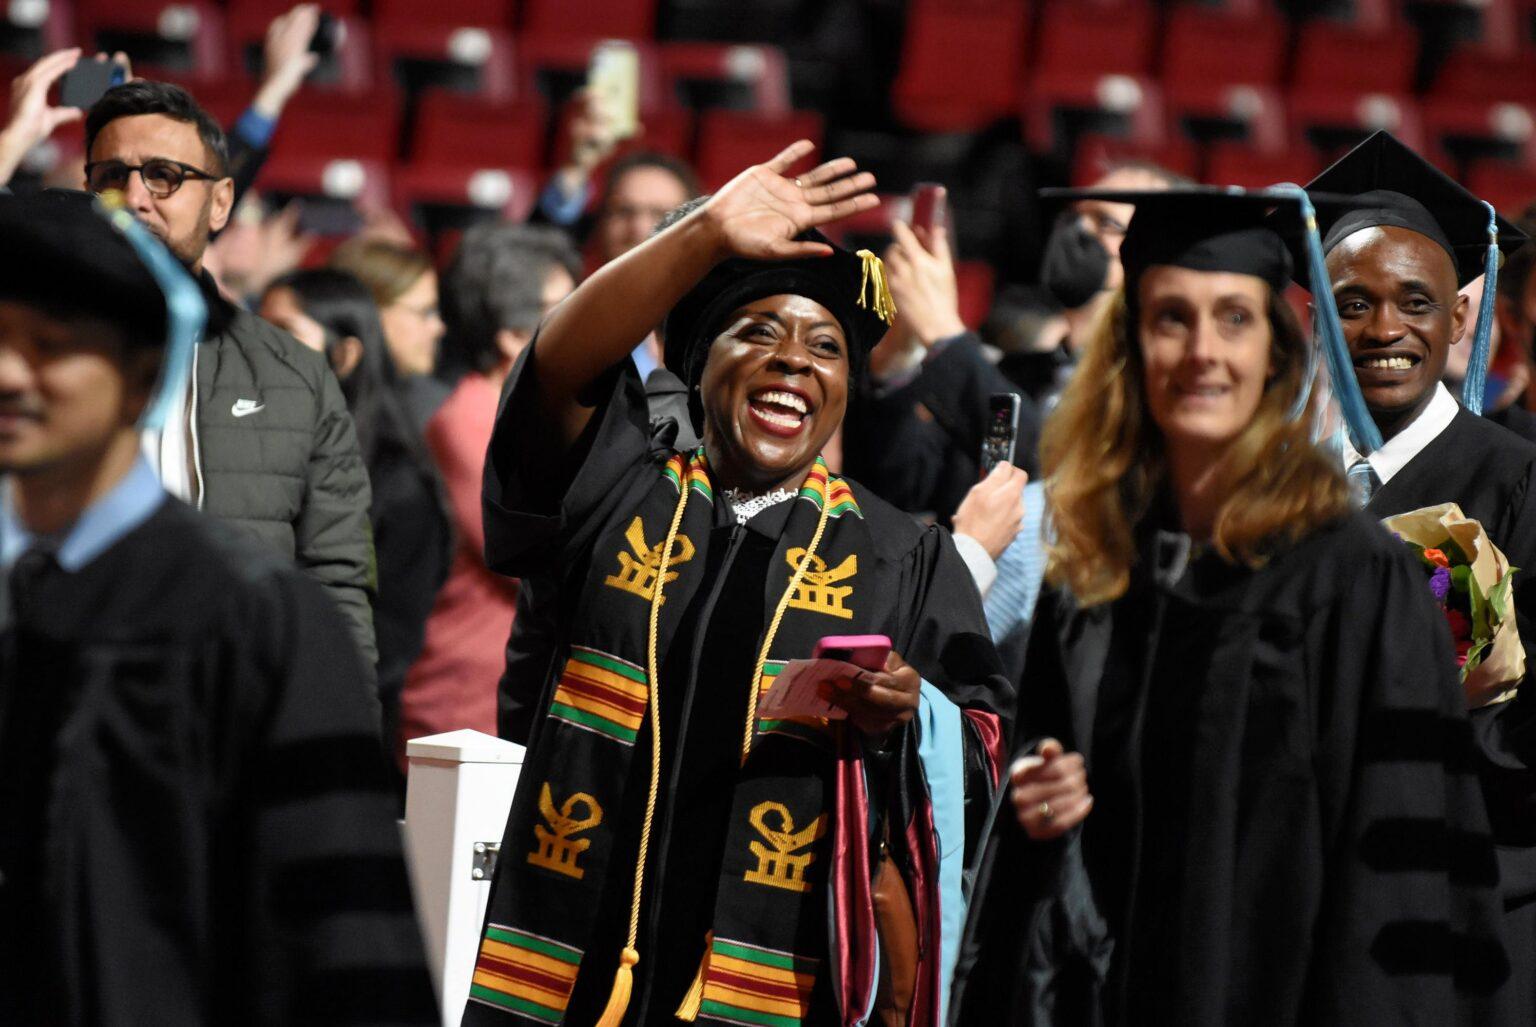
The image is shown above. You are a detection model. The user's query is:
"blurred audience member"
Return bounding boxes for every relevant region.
[1444,273,1536,444]
[260,270,452,766]
[85,80,379,672]
[844,198,1039,522]
[330,237,450,427]
[531,87,619,229]
[401,224,579,761]
[204,190,314,305]
[1042,161,1187,353]
[984,284,1072,412]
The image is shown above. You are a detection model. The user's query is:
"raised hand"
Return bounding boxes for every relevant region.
[0,48,84,186]
[884,210,966,347]
[253,4,322,119]
[952,463,1029,561]
[700,140,878,263]
[1010,738,1093,841]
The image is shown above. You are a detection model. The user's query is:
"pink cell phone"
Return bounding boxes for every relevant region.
[814,634,892,672]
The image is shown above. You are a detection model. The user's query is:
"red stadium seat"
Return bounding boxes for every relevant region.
[1,0,73,58]
[694,109,825,190]
[393,165,540,222]
[373,23,516,101]
[1070,133,1200,185]
[408,93,545,168]
[658,43,791,115]
[890,0,1027,133]
[1421,96,1536,167]
[520,0,657,41]
[1204,143,1324,189]
[269,89,400,162]
[1465,162,1536,216]
[372,0,516,31]
[1290,22,1415,97]
[75,0,226,82]
[1287,89,1427,159]
[1160,8,1287,93]
[1431,43,1536,105]
[1031,0,1155,86]
[1023,74,1167,153]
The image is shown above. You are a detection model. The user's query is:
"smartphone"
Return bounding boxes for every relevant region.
[309,11,341,57]
[588,40,640,141]
[814,634,892,672]
[980,393,1022,474]
[910,182,946,234]
[59,59,125,111]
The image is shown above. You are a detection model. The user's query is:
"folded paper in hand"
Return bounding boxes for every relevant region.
[757,659,859,721]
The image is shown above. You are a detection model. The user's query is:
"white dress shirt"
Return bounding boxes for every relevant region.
[1341,380,1460,486]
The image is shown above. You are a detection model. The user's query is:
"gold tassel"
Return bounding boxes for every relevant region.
[855,248,897,326]
[673,931,715,1020]
[595,946,640,1027]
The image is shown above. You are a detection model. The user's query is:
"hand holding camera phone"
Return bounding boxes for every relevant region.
[980,393,1022,474]
[58,54,128,112]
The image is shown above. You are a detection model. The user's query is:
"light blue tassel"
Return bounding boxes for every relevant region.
[99,200,206,431]
[1460,200,1501,416]
[1269,184,1384,455]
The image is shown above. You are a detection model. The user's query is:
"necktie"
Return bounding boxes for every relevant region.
[1347,459,1380,508]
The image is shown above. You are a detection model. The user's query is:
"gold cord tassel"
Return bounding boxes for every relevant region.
[673,930,715,1020]
[855,249,897,326]
[595,946,639,1027]
[598,473,692,1027]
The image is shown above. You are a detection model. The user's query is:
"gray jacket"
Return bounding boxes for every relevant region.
[194,278,378,672]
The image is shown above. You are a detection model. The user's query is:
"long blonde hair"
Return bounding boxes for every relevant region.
[1042,287,1351,606]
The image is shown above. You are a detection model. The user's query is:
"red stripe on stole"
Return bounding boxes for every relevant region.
[476,955,575,997]
[709,968,808,1003]
[561,672,647,717]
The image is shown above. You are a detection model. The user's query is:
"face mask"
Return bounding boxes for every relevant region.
[1041,213,1111,309]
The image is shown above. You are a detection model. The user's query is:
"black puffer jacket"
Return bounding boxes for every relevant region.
[194,275,378,674]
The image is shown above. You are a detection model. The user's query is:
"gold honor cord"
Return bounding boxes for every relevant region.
[595,472,692,1027]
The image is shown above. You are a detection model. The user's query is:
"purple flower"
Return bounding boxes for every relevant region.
[1429,566,1452,603]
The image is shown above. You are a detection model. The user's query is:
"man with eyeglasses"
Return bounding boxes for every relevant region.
[82,80,380,685]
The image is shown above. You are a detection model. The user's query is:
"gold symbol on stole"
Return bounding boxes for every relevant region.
[743,801,827,893]
[784,549,857,620]
[528,783,604,879]
[604,517,695,603]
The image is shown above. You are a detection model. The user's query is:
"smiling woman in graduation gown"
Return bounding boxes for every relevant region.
[951,189,1513,1025]
[466,145,1011,1027]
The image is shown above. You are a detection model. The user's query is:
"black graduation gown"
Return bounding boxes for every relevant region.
[0,500,435,1026]
[477,351,1011,1025]
[1366,405,1536,1014]
[951,512,1513,1025]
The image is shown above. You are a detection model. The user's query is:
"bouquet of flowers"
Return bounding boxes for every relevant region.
[1383,502,1523,708]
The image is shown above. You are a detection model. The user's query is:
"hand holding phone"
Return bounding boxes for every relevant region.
[980,393,1022,474]
[58,54,127,112]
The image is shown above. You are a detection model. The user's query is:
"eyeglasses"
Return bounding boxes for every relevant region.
[85,157,220,199]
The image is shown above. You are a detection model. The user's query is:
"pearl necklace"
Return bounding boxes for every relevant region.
[723,486,796,525]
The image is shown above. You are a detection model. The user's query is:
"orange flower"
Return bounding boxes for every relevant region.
[1423,547,1450,568]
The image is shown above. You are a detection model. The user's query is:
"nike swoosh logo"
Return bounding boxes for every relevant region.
[231,399,265,418]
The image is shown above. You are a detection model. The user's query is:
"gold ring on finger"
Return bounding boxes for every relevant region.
[1038,801,1055,823]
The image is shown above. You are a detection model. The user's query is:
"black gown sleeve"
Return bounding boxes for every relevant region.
[241,567,436,1025]
[1307,540,1514,1022]
[480,342,658,579]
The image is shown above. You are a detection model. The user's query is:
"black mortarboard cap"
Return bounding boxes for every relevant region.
[660,228,894,390]
[0,189,167,346]
[1040,186,1350,295]
[1302,130,1526,287]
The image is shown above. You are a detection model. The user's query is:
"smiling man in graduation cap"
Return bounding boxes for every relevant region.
[0,191,434,1025]
[1304,129,1536,1020]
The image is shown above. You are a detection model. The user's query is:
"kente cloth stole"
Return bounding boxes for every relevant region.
[469,450,875,1025]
